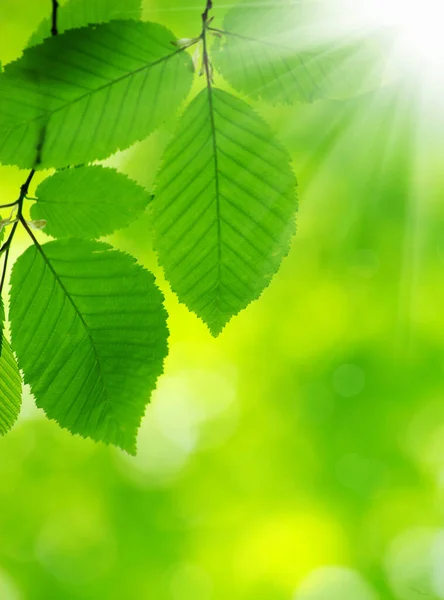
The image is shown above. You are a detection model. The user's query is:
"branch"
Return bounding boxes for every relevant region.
[51,0,59,36]
[0,201,21,210]
[0,245,12,297]
[0,170,36,296]
[202,0,213,25]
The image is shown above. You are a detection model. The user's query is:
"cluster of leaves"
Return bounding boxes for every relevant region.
[0,0,386,452]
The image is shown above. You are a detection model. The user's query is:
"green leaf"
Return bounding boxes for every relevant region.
[0,300,22,436]
[212,2,388,104]
[0,21,194,169]
[28,0,143,46]
[32,166,151,239]
[152,88,297,336]
[9,239,168,453]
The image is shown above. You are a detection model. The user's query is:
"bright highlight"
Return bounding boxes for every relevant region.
[357,0,444,68]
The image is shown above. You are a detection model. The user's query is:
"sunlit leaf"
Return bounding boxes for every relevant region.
[9,239,168,453]
[32,166,151,239]
[0,21,194,169]
[28,0,143,46]
[212,1,388,104]
[0,299,22,436]
[153,88,297,336]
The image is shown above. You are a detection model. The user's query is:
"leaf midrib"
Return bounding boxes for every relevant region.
[31,240,116,418]
[203,55,222,320]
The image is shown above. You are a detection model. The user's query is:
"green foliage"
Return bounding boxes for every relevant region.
[0,21,194,169]
[0,0,388,450]
[0,300,22,436]
[153,88,297,335]
[28,0,143,46]
[9,239,168,453]
[32,166,151,239]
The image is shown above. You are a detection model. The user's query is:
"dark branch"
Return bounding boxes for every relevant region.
[0,245,12,299]
[51,0,59,36]
[0,170,36,296]
[202,0,213,25]
[0,201,20,210]
[0,1,58,297]
[20,170,37,201]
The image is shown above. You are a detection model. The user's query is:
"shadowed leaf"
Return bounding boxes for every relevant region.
[212,1,389,104]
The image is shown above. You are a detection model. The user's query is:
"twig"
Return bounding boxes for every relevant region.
[0,201,20,210]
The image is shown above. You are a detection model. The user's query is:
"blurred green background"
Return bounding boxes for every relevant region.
[1,1,444,598]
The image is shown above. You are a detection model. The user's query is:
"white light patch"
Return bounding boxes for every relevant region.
[353,0,444,69]
[382,0,442,64]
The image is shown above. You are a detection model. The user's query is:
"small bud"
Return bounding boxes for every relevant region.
[171,37,200,49]
[192,46,201,71]
[0,208,17,231]
[27,219,47,230]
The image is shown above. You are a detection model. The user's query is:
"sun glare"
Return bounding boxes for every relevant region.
[356,0,444,69]
[377,0,443,63]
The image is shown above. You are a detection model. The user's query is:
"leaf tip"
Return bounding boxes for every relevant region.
[207,320,226,338]
[124,444,138,457]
